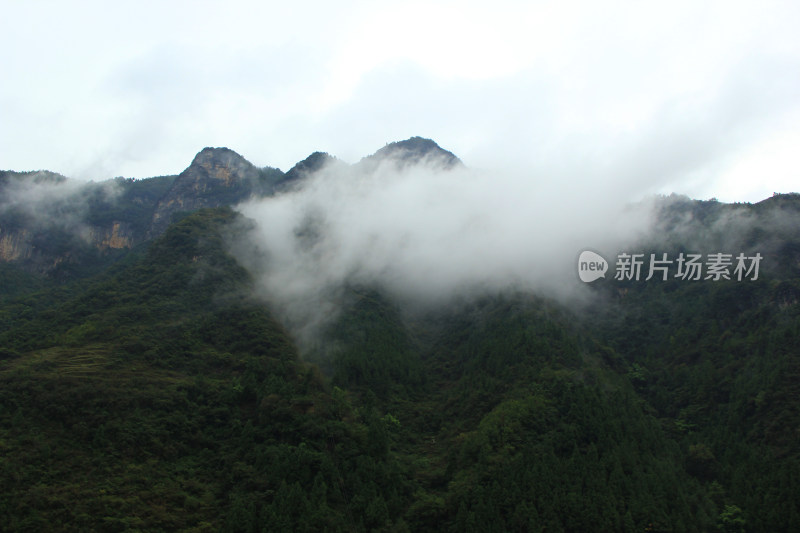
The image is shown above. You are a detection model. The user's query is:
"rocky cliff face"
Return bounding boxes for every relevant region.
[0,222,136,276]
[0,227,33,262]
[0,223,96,276]
[149,147,277,236]
[87,221,135,251]
[0,171,140,274]
[0,171,66,272]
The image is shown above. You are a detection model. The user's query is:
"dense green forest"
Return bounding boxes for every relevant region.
[1,200,799,531]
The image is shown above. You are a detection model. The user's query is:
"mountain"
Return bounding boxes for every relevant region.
[148,147,282,236]
[281,151,342,190]
[357,136,462,173]
[0,141,799,531]
[0,148,283,278]
[0,138,461,279]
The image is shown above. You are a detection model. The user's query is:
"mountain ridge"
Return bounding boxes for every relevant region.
[0,138,464,277]
[1,139,798,282]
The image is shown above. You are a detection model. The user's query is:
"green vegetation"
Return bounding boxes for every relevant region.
[0,209,412,531]
[584,273,800,532]
[0,201,798,531]
[85,176,178,235]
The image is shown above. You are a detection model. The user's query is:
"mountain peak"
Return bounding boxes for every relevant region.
[190,147,249,169]
[282,152,341,186]
[149,147,262,236]
[359,137,462,171]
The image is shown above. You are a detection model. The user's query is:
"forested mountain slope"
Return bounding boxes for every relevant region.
[1,142,798,531]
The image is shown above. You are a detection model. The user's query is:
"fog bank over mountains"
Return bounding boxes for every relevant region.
[231,139,677,340]
[3,137,798,342]
[228,138,800,345]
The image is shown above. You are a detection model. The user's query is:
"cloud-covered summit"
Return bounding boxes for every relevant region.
[231,137,658,345]
[357,136,462,172]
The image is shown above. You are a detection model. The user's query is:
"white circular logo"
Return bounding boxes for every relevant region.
[578,250,608,283]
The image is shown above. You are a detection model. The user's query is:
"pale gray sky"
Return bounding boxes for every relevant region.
[2,0,799,202]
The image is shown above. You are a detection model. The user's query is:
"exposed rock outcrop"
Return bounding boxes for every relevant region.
[0,228,33,261]
[88,221,135,250]
[149,147,276,236]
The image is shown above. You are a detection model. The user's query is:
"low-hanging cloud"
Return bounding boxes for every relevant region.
[231,154,659,344]
[0,172,121,240]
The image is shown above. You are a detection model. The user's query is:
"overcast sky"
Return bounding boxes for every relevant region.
[2,0,798,202]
